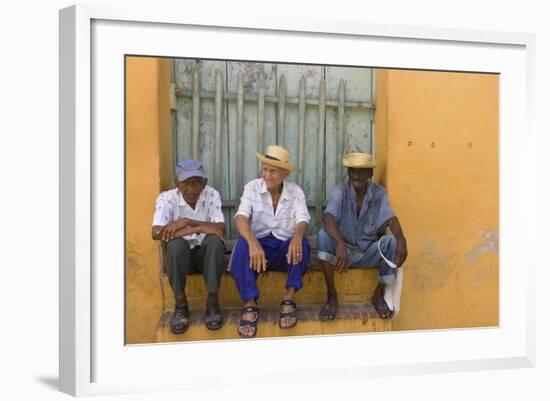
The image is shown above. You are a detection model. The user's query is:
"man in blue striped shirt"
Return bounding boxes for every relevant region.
[317,152,408,320]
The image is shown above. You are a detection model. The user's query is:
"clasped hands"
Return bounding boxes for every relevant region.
[161,218,224,241]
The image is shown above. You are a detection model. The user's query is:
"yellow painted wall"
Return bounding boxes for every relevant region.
[125,56,173,344]
[375,69,499,330]
[125,61,498,343]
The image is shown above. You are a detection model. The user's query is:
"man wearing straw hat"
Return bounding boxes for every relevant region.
[152,160,226,335]
[317,152,408,320]
[230,145,311,338]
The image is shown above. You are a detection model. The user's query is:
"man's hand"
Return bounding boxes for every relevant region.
[334,240,349,272]
[201,225,225,241]
[162,218,191,241]
[287,235,303,265]
[393,237,408,267]
[248,239,267,273]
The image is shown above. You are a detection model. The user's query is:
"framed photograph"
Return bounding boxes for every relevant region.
[60,4,535,397]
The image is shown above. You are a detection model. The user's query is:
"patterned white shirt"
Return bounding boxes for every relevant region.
[152,186,224,249]
[235,178,310,241]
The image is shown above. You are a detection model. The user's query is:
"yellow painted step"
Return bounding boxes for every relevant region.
[156,302,392,343]
[162,267,381,309]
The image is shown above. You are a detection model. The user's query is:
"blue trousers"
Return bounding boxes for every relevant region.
[230,236,311,303]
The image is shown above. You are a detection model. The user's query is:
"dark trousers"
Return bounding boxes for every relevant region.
[164,235,225,299]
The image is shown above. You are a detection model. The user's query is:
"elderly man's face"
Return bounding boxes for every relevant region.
[176,176,206,206]
[262,163,289,191]
[348,167,373,192]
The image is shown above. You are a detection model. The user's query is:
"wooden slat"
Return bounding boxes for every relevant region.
[236,72,244,194]
[326,66,374,158]
[175,89,374,109]
[298,76,306,186]
[214,70,223,189]
[277,74,286,146]
[316,79,326,222]
[336,79,345,183]
[257,74,265,174]
[192,62,200,159]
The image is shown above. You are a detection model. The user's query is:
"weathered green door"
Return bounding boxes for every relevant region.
[173,59,375,238]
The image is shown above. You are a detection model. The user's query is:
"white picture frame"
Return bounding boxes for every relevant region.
[59,4,536,397]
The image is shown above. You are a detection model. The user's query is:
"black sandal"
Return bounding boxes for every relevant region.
[170,304,190,335]
[279,300,298,329]
[238,306,260,339]
[205,304,224,330]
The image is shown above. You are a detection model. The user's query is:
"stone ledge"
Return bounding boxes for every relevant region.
[155,302,392,343]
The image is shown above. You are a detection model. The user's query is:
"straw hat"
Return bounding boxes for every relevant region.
[256,145,298,171]
[342,152,377,168]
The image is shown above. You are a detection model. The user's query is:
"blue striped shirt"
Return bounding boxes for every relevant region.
[324,180,394,251]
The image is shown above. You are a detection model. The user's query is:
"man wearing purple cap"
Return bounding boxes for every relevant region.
[152,160,226,335]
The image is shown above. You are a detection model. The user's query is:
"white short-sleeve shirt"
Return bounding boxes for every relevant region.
[235,178,310,241]
[152,186,224,249]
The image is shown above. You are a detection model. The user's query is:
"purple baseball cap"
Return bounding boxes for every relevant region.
[175,160,207,182]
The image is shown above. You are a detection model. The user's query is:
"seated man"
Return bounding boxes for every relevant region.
[230,145,311,338]
[317,152,408,320]
[152,160,226,335]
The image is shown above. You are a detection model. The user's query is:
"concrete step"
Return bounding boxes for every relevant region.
[162,267,381,309]
[156,302,392,342]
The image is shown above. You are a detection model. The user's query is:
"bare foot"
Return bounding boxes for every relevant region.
[372,284,393,319]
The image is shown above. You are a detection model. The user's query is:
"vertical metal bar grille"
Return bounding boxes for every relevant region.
[277,74,286,146]
[214,70,223,189]
[316,79,326,223]
[236,72,244,195]
[174,60,375,239]
[257,74,265,174]
[336,79,345,183]
[298,76,306,186]
[192,62,201,159]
